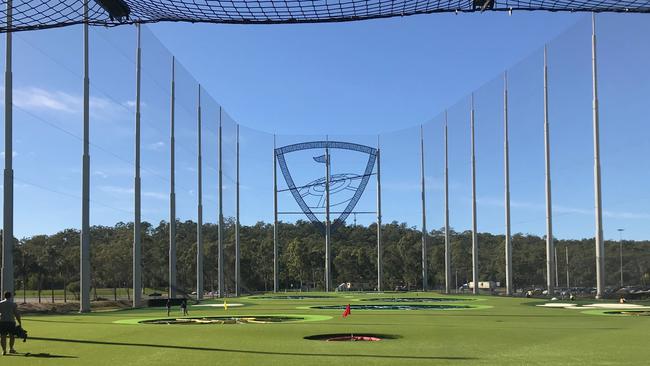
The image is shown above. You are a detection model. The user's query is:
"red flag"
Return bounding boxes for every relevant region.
[342,304,351,318]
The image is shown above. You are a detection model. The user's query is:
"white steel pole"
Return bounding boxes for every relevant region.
[133,24,142,307]
[470,94,479,295]
[169,56,177,299]
[235,124,241,297]
[376,137,382,292]
[325,143,331,292]
[1,0,14,297]
[218,108,224,297]
[420,125,428,291]
[196,85,203,301]
[80,0,91,313]
[444,113,451,294]
[504,71,513,296]
[591,13,605,299]
[544,45,555,296]
[273,135,279,293]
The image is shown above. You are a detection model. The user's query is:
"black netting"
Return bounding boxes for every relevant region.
[2,0,650,33]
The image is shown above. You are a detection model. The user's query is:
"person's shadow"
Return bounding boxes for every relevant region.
[21,352,77,359]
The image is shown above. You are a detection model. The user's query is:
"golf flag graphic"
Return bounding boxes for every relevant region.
[224,299,228,311]
[342,304,351,317]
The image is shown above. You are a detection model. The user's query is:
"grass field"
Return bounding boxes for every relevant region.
[5,292,650,365]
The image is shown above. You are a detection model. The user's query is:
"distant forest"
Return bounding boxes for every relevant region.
[8,220,650,298]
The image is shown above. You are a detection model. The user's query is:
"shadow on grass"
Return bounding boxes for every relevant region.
[30,336,476,361]
[21,352,77,358]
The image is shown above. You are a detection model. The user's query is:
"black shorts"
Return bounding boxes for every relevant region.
[0,322,15,335]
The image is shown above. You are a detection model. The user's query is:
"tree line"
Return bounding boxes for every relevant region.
[7,219,650,300]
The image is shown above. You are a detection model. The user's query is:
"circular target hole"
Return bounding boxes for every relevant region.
[140,316,304,325]
[304,333,398,342]
[360,297,473,302]
[311,304,473,311]
[604,310,650,316]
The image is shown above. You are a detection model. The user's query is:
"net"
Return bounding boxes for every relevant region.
[3,0,650,33]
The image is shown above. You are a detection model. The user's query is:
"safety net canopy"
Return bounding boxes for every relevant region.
[2,0,650,33]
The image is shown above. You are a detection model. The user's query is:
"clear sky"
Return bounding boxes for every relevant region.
[3,12,650,240]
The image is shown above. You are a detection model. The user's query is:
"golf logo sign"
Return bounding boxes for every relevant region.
[275,141,377,233]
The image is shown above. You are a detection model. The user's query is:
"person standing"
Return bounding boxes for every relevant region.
[180,299,188,316]
[166,299,171,317]
[0,292,22,356]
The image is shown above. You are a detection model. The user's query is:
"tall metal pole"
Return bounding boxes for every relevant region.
[591,13,605,299]
[420,125,428,291]
[470,94,479,295]
[133,23,142,308]
[324,143,332,292]
[169,57,177,299]
[273,135,279,293]
[235,124,241,297]
[618,228,624,287]
[1,0,14,297]
[196,85,203,301]
[544,45,555,297]
[444,113,451,294]
[504,72,513,296]
[80,0,91,313]
[376,137,382,292]
[217,107,224,297]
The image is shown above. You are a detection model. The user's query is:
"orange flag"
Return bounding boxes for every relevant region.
[342,304,351,318]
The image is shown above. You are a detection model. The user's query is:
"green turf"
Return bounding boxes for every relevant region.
[5,293,649,365]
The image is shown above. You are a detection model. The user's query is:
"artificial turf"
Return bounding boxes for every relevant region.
[5,292,649,365]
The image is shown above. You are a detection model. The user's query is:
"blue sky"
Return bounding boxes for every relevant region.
[3,12,650,240]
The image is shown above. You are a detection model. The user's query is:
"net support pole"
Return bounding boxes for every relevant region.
[420,125,428,291]
[544,45,555,296]
[169,56,177,299]
[273,135,279,293]
[376,138,382,292]
[196,85,203,301]
[504,72,513,296]
[591,13,605,300]
[80,0,91,313]
[1,0,14,297]
[218,107,224,297]
[324,143,332,292]
[133,23,142,308]
[470,94,479,295]
[444,113,451,294]
[235,124,241,297]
